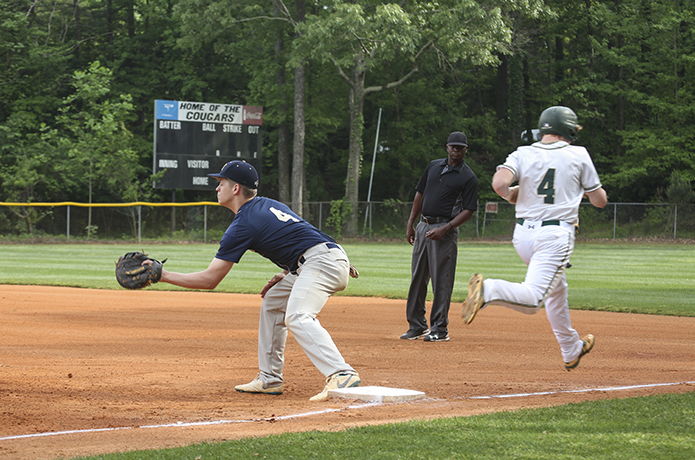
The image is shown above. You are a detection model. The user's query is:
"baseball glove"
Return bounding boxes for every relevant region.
[504,185,520,205]
[115,252,166,289]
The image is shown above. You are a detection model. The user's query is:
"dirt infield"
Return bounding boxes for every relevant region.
[1,285,694,460]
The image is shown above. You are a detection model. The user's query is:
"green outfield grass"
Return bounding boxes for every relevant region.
[1,241,693,316]
[2,241,694,460]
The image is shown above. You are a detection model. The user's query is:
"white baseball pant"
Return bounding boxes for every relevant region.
[482,220,584,362]
[257,243,355,386]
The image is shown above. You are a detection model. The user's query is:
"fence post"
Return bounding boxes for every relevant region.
[674,204,678,239]
[318,202,322,231]
[613,203,617,239]
[138,205,142,243]
[204,205,208,243]
[476,202,480,238]
[171,191,176,237]
[66,205,70,241]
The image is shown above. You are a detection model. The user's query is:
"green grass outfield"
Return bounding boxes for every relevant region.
[1,241,694,459]
[1,241,693,316]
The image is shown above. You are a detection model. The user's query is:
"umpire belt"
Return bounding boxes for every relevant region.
[422,216,449,224]
[298,242,342,266]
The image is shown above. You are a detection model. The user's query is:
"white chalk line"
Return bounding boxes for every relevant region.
[467,380,695,399]
[2,381,693,442]
[0,402,380,441]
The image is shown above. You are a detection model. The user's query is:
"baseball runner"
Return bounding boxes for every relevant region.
[131,160,360,401]
[461,106,607,370]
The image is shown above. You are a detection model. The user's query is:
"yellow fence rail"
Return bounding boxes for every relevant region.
[0,201,223,243]
[1,201,691,241]
[0,202,220,207]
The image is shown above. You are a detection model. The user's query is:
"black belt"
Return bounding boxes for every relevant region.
[517,218,560,227]
[422,216,449,224]
[298,242,340,265]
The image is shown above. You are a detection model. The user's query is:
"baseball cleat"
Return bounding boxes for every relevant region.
[461,274,484,324]
[564,334,595,371]
[423,331,450,342]
[235,374,284,395]
[400,329,430,340]
[310,371,361,402]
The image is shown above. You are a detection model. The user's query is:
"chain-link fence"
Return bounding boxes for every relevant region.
[0,201,693,242]
[480,201,695,240]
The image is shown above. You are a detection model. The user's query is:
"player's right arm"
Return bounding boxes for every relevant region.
[585,187,607,208]
[406,191,423,245]
[492,167,516,200]
[160,257,234,290]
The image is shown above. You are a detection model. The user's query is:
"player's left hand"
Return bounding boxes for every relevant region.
[261,271,287,298]
[115,251,166,289]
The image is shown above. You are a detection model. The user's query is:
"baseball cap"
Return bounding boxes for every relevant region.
[447,131,468,146]
[208,160,259,189]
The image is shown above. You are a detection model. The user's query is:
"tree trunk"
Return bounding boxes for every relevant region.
[274,3,290,203]
[291,0,306,216]
[333,44,428,235]
[291,63,305,216]
[617,34,624,157]
[554,35,563,84]
[344,58,366,236]
[126,0,135,37]
[278,121,291,203]
[523,55,533,143]
[106,0,113,50]
[495,54,508,121]
[72,0,81,46]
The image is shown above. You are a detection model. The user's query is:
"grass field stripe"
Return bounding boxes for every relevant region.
[468,380,695,400]
[0,402,380,442]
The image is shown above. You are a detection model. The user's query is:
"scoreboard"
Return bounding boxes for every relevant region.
[153,99,263,190]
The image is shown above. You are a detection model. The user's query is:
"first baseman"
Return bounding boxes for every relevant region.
[461,106,608,370]
[154,160,360,401]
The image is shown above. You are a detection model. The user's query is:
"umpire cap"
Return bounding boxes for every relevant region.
[447,131,468,146]
[208,160,259,189]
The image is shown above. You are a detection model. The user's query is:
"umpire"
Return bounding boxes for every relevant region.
[401,131,479,342]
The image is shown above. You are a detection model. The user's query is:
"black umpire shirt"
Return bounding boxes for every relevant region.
[416,158,478,219]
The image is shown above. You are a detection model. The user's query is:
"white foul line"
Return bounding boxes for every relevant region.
[0,402,380,441]
[467,380,695,399]
[1,381,693,442]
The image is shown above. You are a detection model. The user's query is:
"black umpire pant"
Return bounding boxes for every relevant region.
[405,220,458,334]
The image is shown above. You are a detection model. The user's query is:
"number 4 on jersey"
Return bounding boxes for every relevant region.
[270,206,300,223]
[537,169,556,204]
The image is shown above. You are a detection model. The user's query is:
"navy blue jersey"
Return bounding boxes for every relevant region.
[215,197,335,273]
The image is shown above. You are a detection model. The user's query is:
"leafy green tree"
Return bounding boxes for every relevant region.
[666,171,694,205]
[294,0,545,235]
[51,61,149,237]
[514,0,695,202]
[174,0,297,202]
[0,128,60,234]
[0,0,76,233]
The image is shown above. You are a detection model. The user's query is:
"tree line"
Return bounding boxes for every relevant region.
[1,0,693,235]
